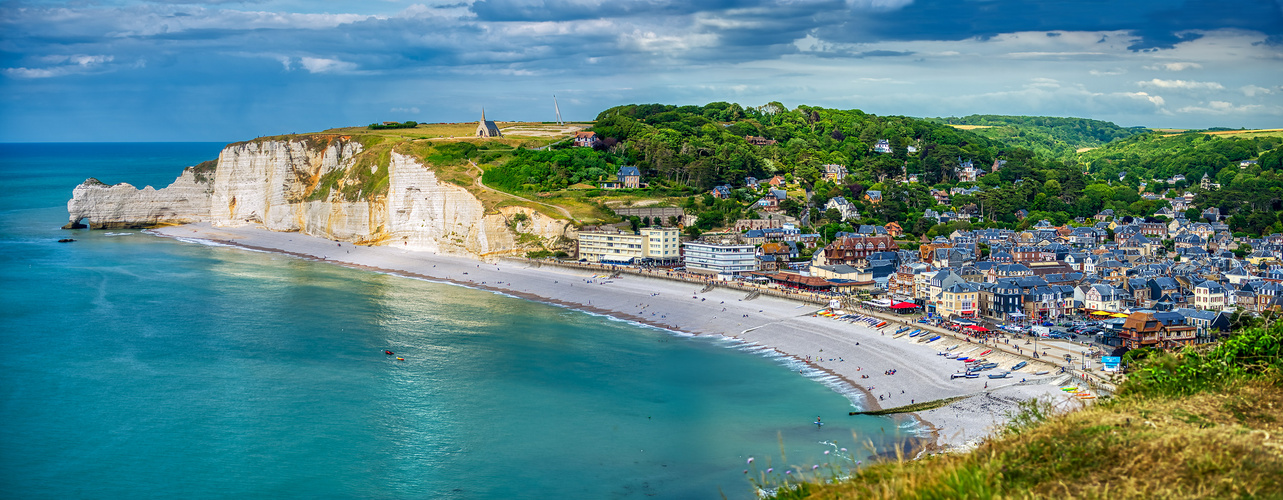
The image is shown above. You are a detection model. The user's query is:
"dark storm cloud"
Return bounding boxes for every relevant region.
[817,0,1282,50]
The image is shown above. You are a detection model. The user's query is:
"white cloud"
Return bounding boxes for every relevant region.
[1176,100,1265,114]
[1089,68,1126,76]
[1241,85,1274,97]
[4,54,114,78]
[1136,78,1224,90]
[618,29,718,55]
[1122,91,1165,107]
[845,0,915,10]
[299,57,357,74]
[1144,62,1202,71]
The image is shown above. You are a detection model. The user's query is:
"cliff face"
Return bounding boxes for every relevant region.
[66,137,575,259]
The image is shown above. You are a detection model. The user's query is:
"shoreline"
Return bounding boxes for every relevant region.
[148,223,1081,453]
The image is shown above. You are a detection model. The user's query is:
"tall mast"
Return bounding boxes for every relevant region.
[553,95,564,125]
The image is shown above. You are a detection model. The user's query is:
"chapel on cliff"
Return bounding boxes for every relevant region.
[476,109,502,138]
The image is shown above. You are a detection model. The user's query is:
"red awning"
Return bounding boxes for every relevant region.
[890,302,920,309]
[966,325,990,332]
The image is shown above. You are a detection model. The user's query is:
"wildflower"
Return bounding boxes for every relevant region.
[840,448,847,452]
[767,468,773,473]
[743,470,748,474]
[747,457,754,464]
[785,470,792,475]
[812,465,819,470]
[824,450,830,455]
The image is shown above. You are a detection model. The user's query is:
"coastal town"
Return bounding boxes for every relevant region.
[569,160,1261,370]
[54,110,1283,497]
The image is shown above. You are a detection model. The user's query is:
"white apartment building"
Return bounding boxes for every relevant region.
[578,227,681,264]
[682,242,757,278]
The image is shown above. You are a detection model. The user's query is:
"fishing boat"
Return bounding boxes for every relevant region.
[926,335,942,343]
[893,332,907,339]
[988,372,1010,379]
[1034,370,1050,375]
[874,321,887,328]
[979,349,993,356]
[946,345,960,351]
[1011,361,1028,371]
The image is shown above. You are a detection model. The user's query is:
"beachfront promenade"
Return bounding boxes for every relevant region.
[529,259,837,305]
[527,258,1118,396]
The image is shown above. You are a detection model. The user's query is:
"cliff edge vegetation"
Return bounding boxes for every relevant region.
[754,324,1283,499]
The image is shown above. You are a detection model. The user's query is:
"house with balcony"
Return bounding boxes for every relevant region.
[1119,311,1198,350]
[939,282,980,319]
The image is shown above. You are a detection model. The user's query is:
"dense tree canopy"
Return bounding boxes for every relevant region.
[475,101,1283,238]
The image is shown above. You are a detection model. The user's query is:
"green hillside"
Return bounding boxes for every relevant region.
[926,115,1149,158]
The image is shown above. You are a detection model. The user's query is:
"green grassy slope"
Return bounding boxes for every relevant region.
[761,324,1283,499]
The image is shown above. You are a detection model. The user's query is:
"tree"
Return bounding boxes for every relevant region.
[1234,243,1253,259]
[629,216,641,233]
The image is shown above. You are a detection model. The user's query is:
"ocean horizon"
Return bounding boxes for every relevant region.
[0,143,918,499]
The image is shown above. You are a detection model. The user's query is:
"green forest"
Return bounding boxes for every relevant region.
[475,102,1283,238]
[926,114,1150,158]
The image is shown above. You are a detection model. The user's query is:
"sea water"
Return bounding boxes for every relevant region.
[0,143,915,499]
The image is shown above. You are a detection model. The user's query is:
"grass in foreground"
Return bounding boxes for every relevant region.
[761,325,1283,499]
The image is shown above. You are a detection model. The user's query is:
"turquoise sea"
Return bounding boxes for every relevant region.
[0,143,916,499]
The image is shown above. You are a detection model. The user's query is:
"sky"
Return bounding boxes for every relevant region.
[1,0,1281,142]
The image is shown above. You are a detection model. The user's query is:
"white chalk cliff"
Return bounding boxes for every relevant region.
[66,137,575,259]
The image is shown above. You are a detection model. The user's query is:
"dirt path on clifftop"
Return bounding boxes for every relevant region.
[469,161,579,223]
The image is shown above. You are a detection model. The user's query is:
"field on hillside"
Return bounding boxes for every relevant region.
[946,124,995,130]
[1160,128,1283,139]
[321,122,588,142]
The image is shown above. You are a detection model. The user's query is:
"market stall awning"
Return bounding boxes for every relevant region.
[966,325,990,332]
[890,302,920,309]
[1091,311,1113,316]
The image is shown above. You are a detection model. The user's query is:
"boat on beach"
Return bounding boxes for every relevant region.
[925,335,942,343]
[1011,361,1028,371]
[988,372,1010,379]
